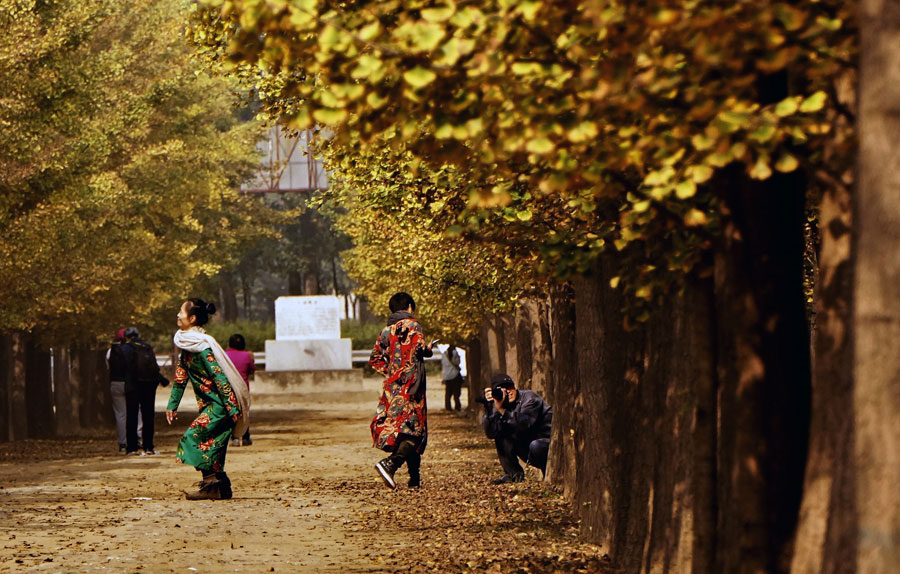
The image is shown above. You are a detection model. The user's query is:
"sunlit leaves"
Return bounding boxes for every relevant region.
[192,0,856,321]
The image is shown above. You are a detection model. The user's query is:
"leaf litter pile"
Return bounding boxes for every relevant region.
[344,411,614,574]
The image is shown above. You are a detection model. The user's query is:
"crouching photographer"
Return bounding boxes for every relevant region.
[479,373,552,484]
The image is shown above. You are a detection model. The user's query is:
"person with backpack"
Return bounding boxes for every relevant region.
[108,328,136,453]
[124,327,165,456]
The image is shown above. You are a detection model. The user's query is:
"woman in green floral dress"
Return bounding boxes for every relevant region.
[166,298,250,500]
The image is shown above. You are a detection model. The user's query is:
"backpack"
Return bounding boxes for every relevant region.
[108,343,129,381]
[132,340,160,383]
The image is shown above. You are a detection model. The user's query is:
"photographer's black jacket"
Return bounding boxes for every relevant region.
[482,389,552,441]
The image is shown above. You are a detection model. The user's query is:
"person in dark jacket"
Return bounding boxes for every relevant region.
[481,373,552,484]
[124,327,161,456]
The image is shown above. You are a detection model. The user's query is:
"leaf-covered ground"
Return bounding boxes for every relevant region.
[0,381,612,573]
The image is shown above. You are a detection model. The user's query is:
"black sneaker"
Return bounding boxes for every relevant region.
[408,474,421,488]
[491,473,525,485]
[375,458,398,489]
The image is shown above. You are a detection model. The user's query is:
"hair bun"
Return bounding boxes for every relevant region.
[206,302,217,315]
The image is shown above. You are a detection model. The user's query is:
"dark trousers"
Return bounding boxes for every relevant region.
[388,434,422,478]
[126,383,157,452]
[444,376,463,411]
[495,436,550,476]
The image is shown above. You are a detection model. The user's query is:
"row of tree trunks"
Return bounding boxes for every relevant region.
[0,337,112,442]
[474,168,814,572]
[0,334,11,442]
[8,332,28,441]
[25,342,55,439]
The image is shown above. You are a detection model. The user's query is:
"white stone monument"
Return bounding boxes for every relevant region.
[265,296,352,371]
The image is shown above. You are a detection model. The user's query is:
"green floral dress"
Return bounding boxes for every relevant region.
[167,349,242,472]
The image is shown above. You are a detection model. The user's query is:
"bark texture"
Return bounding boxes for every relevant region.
[855,2,900,570]
[544,283,579,498]
[53,347,80,437]
[8,332,28,441]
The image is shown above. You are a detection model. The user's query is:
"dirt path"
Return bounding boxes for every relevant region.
[1,379,609,574]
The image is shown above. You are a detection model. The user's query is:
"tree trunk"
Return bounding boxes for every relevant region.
[75,348,112,429]
[25,341,54,438]
[480,314,506,377]
[288,270,304,295]
[53,347,80,437]
[465,337,483,417]
[501,313,519,384]
[514,300,535,390]
[241,272,253,318]
[544,282,579,498]
[575,262,705,573]
[219,273,239,322]
[304,271,320,295]
[714,167,811,574]
[529,297,552,399]
[8,332,28,441]
[790,158,855,574]
[854,3,900,570]
[690,272,719,574]
[0,334,10,442]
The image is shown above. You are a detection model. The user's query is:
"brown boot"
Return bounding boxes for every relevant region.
[184,477,222,500]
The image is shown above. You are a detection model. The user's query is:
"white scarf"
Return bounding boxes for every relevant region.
[173,326,250,437]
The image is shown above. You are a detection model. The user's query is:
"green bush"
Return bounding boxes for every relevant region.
[341,319,384,350]
[203,320,275,352]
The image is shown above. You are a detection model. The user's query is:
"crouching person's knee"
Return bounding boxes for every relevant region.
[527,438,550,473]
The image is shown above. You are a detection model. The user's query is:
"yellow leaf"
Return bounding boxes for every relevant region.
[799,90,827,113]
[422,3,456,23]
[518,1,542,21]
[675,180,696,199]
[774,96,800,117]
[403,66,437,88]
[749,155,773,180]
[691,165,714,184]
[526,137,554,154]
[684,209,709,227]
[312,107,347,124]
[358,20,382,41]
[775,153,799,172]
[567,121,598,143]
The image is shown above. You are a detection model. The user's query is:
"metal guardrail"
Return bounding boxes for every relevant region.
[158,350,443,368]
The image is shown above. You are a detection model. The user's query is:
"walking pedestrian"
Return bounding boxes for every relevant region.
[225,333,255,447]
[440,344,463,411]
[166,298,250,500]
[369,292,437,489]
[124,327,163,455]
[107,328,135,453]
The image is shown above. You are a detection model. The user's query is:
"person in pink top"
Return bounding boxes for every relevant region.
[225,333,255,446]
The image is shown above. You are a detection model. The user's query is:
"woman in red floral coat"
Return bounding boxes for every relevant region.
[370,292,436,489]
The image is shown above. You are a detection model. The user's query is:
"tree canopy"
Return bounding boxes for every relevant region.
[191,0,854,327]
[0,0,280,345]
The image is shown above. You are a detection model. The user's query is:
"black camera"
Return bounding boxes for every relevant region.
[476,386,507,405]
